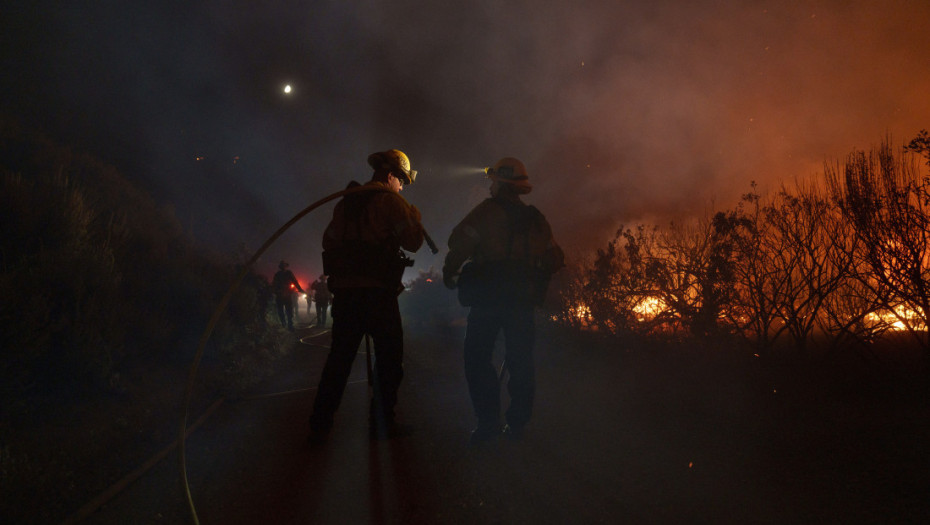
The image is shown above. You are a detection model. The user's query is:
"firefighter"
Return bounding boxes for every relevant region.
[272,260,304,331]
[310,274,332,326]
[308,149,425,442]
[442,157,564,444]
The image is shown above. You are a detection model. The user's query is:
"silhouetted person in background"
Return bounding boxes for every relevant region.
[310,274,332,327]
[305,291,313,324]
[308,149,424,442]
[443,157,564,444]
[272,260,304,331]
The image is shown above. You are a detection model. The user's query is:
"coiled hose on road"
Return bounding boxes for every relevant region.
[179,184,436,524]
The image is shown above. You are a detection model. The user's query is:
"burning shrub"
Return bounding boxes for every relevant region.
[560,133,930,357]
[828,138,930,351]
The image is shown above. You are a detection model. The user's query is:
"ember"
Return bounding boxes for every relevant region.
[572,303,591,320]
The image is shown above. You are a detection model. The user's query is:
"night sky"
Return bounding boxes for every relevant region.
[3,1,930,284]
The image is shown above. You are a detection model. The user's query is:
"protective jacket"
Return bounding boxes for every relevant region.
[322,180,424,290]
[444,196,563,306]
[272,269,303,299]
[310,280,332,303]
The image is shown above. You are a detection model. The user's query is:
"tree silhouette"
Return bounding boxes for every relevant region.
[828,138,930,351]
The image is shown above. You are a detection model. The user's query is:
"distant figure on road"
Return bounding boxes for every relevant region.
[442,157,564,444]
[305,291,312,323]
[308,149,425,443]
[272,260,304,332]
[310,274,332,327]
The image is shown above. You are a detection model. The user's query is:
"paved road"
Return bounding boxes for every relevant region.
[82,320,928,524]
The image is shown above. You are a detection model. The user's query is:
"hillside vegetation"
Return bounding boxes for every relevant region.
[554,133,930,365]
[0,120,280,404]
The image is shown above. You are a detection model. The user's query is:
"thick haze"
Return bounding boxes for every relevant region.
[4,0,930,282]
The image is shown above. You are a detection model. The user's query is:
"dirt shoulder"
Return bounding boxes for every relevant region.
[0,324,297,524]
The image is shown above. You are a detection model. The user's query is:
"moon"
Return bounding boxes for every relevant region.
[283,84,292,94]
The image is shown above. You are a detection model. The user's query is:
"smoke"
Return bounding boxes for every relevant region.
[3,0,930,274]
[348,0,930,257]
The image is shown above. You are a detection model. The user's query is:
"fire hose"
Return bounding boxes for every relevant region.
[180,185,436,525]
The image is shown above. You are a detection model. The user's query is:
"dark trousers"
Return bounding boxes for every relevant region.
[309,288,404,432]
[315,301,329,326]
[275,295,295,329]
[463,306,536,430]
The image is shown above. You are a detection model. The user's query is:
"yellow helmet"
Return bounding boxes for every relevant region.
[367,149,417,184]
[485,157,531,194]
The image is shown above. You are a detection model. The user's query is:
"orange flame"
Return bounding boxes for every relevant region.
[571,303,591,320]
[633,296,667,321]
[865,306,923,331]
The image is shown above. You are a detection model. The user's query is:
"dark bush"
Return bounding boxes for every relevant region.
[0,120,277,398]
